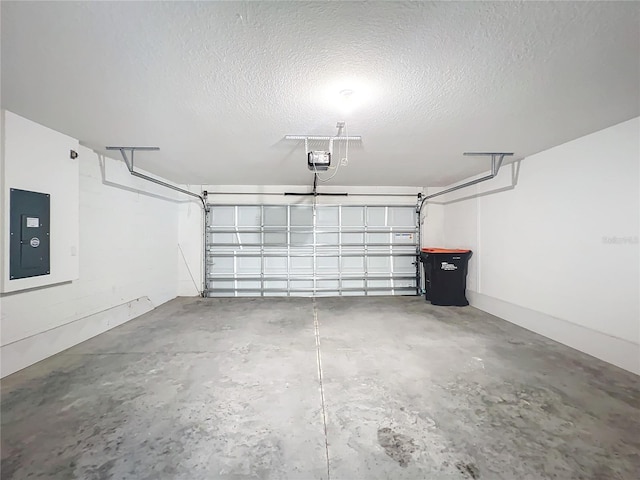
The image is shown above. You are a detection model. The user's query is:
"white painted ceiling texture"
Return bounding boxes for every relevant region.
[2,1,639,187]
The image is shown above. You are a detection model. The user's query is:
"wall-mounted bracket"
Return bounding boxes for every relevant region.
[105,146,207,210]
[463,152,510,177]
[419,152,514,214]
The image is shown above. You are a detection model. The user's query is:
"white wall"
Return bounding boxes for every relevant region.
[178,196,205,297]
[0,110,80,292]
[436,117,639,374]
[1,115,182,376]
[421,202,444,248]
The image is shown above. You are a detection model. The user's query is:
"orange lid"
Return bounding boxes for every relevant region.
[421,248,471,253]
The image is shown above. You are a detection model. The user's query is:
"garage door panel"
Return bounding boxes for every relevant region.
[393,256,415,273]
[264,280,287,289]
[206,204,418,297]
[264,257,287,274]
[237,280,261,290]
[365,232,387,244]
[317,232,339,244]
[291,232,313,245]
[341,256,365,273]
[237,206,261,226]
[317,256,339,271]
[342,232,364,244]
[368,256,391,272]
[210,257,234,273]
[264,206,287,226]
[264,232,286,244]
[342,279,365,289]
[388,207,415,226]
[291,206,313,226]
[317,206,339,226]
[211,232,236,244]
[237,257,261,274]
[291,257,313,272]
[212,206,235,225]
[208,280,234,290]
[342,207,364,226]
[237,232,260,244]
[317,279,339,290]
[291,279,314,290]
[369,279,392,288]
[366,206,386,226]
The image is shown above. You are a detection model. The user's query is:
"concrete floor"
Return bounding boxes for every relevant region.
[1,297,639,480]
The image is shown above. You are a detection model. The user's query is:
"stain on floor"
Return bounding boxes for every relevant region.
[456,461,480,479]
[377,427,417,467]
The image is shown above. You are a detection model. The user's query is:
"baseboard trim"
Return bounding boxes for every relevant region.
[1,296,154,378]
[467,291,640,375]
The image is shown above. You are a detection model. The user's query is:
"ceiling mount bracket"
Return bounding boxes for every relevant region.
[285,135,362,142]
[463,152,512,177]
[105,146,207,210]
[285,133,362,159]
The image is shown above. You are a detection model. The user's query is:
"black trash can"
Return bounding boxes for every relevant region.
[420,248,473,306]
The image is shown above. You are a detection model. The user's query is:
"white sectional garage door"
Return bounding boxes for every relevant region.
[205,204,419,297]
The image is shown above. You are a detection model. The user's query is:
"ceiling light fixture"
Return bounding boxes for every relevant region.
[318,78,376,114]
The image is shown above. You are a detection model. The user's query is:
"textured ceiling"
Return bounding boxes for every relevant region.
[2,1,639,187]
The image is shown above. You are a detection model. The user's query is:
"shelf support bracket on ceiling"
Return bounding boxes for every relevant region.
[418,152,514,213]
[285,134,362,156]
[284,135,362,141]
[283,130,361,197]
[284,134,362,160]
[105,146,207,210]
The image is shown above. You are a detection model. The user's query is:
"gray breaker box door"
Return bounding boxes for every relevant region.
[10,188,51,279]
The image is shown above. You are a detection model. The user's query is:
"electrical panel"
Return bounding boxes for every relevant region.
[9,188,50,279]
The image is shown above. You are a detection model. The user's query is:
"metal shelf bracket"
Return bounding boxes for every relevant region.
[419,152,514,213]
[105,146,208,210]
